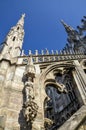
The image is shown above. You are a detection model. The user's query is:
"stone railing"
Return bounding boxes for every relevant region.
[22,53,86,64]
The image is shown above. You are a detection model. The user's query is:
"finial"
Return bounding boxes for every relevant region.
[22,13,25,18]
[60,50,62,54]
[45,48,49,55]
[61,20,74,33]
[41,50,44,55]
[17,13,25,26]
[29,50,32,55]
[51,50,54,55]
[56,50,58,54]
[35,50,38,55]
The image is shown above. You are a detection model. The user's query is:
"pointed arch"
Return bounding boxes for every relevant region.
[40,62,75,87]
[40,62,81,129]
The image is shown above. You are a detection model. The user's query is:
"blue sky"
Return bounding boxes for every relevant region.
[0,0,86,54]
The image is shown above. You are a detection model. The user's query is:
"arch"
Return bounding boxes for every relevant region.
[39,62,75,104]
[41,63,81,129]
[45,81,67,94]
[40,62,75,86]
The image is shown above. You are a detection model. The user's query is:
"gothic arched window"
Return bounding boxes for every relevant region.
[44,71,80,129]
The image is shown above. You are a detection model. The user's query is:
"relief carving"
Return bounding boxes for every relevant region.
[25,80,34,102]
[23,100,38,123]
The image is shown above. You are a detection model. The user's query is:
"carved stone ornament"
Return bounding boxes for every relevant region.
[24,64,35,78]
[23,58,38,125]
[23,100,38,124]
[56,82,67,93]
[25,81,34,102]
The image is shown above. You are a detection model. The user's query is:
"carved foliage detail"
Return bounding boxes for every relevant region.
[23,100,38,123]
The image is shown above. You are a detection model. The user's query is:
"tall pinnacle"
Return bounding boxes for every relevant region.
[61,20,74,33]
[3,14,25,58]
[17,13,25,27]
[61,19,80,50]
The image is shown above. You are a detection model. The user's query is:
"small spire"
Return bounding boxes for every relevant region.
[35,50,38,55]
[51,50,54,55]
[56,50,58,54]
[60,50,62,54]
[41,50,44,55]
[45,48,49,55]
[61,20,74,33]
[29,50,32,55]
[22,13,25,18]
[17,13,25,27]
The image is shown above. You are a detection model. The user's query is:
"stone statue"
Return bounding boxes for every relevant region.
[25,79,34,102]
[23,58,38,125]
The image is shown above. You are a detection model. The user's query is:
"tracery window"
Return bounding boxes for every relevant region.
[44,71,80,129]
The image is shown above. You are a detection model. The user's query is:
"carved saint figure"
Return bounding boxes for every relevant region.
[25,78,34,102]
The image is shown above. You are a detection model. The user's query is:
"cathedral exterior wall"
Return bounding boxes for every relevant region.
[0,15,86,130]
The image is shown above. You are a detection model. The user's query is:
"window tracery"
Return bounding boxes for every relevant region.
[44,70,80,129]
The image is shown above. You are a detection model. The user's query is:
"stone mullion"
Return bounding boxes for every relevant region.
[72,69,86,105]
[76,60,86,96]
[72,60,86,105]
[75,67,86,97]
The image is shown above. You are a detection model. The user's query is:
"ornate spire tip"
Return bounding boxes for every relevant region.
[22,13,25,18]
